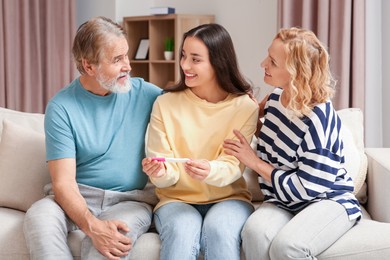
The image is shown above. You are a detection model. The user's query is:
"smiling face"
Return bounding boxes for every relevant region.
[180,36,218,91]
[260,38,291,90]
[94,36,132,93]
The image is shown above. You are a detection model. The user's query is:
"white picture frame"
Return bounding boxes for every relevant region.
[134,39,149,60]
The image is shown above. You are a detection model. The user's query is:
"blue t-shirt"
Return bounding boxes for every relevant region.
[45,77,162,191]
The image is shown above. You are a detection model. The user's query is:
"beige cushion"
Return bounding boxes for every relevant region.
[337,108,368,203]
[243,136,264,202]
[318,219,390,259]
[0,120,50,212]
[243,167,264,202]
[0,107,44,139]
[0,208,29,259]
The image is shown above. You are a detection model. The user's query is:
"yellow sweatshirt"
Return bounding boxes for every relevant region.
[147,88,259,210]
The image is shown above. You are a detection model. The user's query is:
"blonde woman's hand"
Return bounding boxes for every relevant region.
[223,129,259,171]
[142,158,166,178]
[184,159,210,181]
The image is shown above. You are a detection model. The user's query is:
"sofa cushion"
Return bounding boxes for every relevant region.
[0,120,50,212]
[0,208,29,259]
[318,219,390,259]
[243,136,264,202]
[0,107,44,139]
[337,108,368,203]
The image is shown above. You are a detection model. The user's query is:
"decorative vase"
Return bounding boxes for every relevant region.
[164,51,174,60]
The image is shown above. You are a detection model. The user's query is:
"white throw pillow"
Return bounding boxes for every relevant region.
[337,108,368,203]
[0,120,50,212]
[0,107,44,141]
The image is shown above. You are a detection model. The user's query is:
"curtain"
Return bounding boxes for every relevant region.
[0,0,76,113]
[278,0,365,111]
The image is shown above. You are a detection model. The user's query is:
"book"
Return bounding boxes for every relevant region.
[150,7,175,15]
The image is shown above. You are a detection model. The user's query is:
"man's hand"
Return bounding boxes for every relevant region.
[49,159,132,259]
[88,219,132,260]
[184,159,210,181]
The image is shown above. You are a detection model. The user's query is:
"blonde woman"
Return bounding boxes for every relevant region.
[223,27,361,260]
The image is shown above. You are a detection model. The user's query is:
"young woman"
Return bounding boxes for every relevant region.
[224,27,361,260]
[142,23,258,260]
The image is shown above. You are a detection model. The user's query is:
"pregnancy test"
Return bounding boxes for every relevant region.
[151,157,190,163]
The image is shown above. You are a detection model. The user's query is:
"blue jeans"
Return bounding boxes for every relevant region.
[242,200,357,260]
[23,184,153,260]
[154,200,254,260]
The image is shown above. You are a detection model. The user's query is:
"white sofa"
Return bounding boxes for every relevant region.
[0,106,390,260]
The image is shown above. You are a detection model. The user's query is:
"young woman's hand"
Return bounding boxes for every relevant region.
[184,159,210,181]
[142,158,166,178]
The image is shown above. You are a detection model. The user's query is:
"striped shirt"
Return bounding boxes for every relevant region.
[257,88,361,221]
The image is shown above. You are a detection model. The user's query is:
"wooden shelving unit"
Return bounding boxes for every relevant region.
[123,14,215,88]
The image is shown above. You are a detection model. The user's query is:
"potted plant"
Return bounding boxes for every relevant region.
[164,37,174,60]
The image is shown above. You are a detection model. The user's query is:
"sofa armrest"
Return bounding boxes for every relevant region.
[365,148,390,223]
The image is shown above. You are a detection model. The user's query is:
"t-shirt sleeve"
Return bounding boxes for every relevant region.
[44,101,76,161]
[146,98,181,188]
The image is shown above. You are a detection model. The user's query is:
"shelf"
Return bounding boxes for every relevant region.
[123,14,215,88]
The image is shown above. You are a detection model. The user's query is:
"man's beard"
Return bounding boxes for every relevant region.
[96,71,132,94]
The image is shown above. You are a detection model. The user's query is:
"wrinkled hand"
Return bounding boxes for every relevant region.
[223,129,259,170]
[184,159,210,181]
[142,158,166,178]
[89,219,131,260]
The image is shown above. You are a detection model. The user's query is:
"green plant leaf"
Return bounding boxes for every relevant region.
[164,37,174,51]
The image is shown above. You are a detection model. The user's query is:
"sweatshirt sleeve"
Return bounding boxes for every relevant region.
[146,100,180,188]
[205,107,258,187]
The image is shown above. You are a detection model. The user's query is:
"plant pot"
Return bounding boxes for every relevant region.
[164,51,174,60]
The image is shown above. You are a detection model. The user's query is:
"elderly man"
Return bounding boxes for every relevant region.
[24,16,161,260]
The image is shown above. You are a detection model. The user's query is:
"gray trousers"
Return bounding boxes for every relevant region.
[23,183,154,260]
[241,200,357,260]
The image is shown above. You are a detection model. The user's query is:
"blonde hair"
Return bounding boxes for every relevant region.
[276,27,336,117]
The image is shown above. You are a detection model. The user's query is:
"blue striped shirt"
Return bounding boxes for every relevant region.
[257,88,361,221]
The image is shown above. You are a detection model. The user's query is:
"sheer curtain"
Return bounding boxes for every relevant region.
[0,0,76,113]
[278,0,365,111]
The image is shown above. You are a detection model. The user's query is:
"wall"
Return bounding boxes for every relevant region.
[365,0,389,148]
[76,0,116,26]
[365,0,383,148]
[382,0,390,147]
